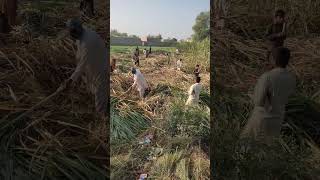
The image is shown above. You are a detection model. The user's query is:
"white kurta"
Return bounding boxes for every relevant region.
[133,69,149,98]
[176,60,182,71]
[186,83,202,105]
[241,68,296,143]
[70,27,107,114]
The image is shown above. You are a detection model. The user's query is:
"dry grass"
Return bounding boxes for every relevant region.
[212,1,320,179]
[0,0,108,178]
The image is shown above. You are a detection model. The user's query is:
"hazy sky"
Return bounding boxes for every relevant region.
[111,0,210,40]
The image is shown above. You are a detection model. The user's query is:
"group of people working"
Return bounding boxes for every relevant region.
[1,16,202,122]
[241,10,296,144]
[132,46,152,66]
[2,9,293,143]
[122,46,203,106]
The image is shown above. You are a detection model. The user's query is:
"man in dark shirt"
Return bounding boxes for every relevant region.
[193,64,200,77]
[265,9,287,62]
[133,51,140,66]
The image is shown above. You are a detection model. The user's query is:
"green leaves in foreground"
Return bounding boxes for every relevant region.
[285,94,320,144]
[167,100,209,139]
[111,97,151,143]
[0,149,107,180]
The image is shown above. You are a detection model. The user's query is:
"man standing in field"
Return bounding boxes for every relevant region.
[133,52,140,66]
[186,76,202,106]
[126,67,150,99]
[241,47,296,144]
[111,58,116,73]
[176,58,182,71]
[193,64,200,77]
[59,18,108,118]
[265,9,287,62]
[135,46,140,56]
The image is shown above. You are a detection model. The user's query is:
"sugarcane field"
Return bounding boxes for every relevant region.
[212,0,320,179]
[0,0,109,179]
[110,1,210,179]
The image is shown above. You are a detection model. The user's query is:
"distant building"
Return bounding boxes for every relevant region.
[140,36,147,46]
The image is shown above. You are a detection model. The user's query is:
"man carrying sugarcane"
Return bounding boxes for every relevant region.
[59,18,108,118]
[241,47,296,144]
[265,9,287,62]
[126,67,150,99]
[166,52,170,65]
[186,76,202,106]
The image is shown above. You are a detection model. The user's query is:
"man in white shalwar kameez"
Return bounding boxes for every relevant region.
[186,76,202,106]
[60,18,108,117]
[176,58,182,71]
[241,47,296,144]
[127,68,149,99]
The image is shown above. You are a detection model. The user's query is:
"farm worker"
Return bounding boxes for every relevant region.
[111,58,116,73]
[176,58,182,71]
[133,53,139,66]
[135,46,140,56]
[265,9,287,62]
[143,48,147,55]
[59,18,108,117]
[166,52,170,65]
[193,64,200,77]
[0,0,17,32]
[186,76,202,106]
[127,68,150,99]
[176,48,179,54]
[241,47,296,144]
[149,46,152,54]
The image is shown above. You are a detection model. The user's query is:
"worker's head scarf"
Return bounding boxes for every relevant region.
[131,67,136,74]
[66,18,83,40]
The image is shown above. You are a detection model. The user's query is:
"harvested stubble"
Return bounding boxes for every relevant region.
[0,38,108,178]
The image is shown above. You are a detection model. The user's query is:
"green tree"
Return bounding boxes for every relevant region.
[192,11,210,41]
[110,29,128,37]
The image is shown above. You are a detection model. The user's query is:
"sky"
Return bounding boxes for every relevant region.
[110,0,210,40]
